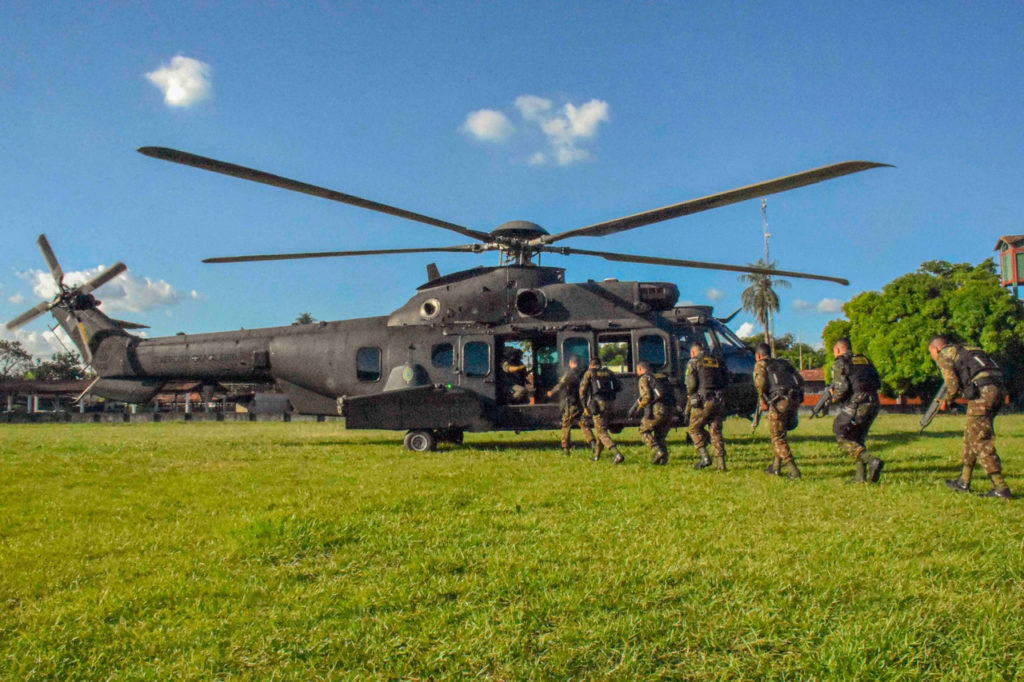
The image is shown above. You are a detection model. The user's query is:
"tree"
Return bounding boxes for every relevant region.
[26,352,89,381]
[740,331,826,369]
[822,259,1024,397]
[294,312,317,325]
[738,259,790,350]
[0,340,33,379]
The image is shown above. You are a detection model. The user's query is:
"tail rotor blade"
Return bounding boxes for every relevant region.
[76,262,127,296]
[6,301,54,331]
[37,234,64,286]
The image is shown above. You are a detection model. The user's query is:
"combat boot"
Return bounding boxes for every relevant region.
[980,487,1013,499]
[694,447,713,470]
[562,448,571,457]
[651,449,668,466]
[591,441,602,461]
[849,461,867,484]
[982,474,1013,499]
[611,447,625,465]
[785,461,801,479]
[945,478,970,493]
[714,454,727,472]
[764,455,781,476]
[868,457,885,483]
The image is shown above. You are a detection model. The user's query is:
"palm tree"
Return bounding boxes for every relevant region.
[738,259,790,351]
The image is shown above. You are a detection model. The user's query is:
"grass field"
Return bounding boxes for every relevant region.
[1,415,1023,680]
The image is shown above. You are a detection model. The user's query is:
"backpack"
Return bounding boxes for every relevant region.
[766,358,804,403]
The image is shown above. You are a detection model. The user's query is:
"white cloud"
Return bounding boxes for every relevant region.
[705,287,725,302]
[793,299,813,311]
[735,322,756,338]
[0,326,73,359]
[463,94,610,166]
[8,292,24,304]
[460,109,514,142]
[146,55,212,108]
[27,267,186,314]
[817,298,845,314]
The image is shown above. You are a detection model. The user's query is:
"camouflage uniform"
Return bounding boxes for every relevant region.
[501,358,529,403]
[935,344,1010,493]
[754,357,802,478]
[685,350,727,470]
[579,367,620,460]
[637,372,674,464]
[548,365,592,452]
[830,351,883,482]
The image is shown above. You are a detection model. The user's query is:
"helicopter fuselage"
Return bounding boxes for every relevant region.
[83,265,756,440]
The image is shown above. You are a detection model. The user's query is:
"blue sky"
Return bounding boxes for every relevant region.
[2,2,1022,356]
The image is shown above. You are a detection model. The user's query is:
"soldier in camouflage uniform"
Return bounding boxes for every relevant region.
[685,341,728,471]
[545,354,593,456]
[753,343,802,479]
[928,335,1013,499]
[579,357,625,464]
[635,360,674,465]
[830,337,885,483]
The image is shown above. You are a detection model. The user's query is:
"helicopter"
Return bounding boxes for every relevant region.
[7,148,888,450]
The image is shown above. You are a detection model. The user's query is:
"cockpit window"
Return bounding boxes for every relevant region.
[713,323,748,350]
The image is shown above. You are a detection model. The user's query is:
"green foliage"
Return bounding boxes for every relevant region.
[26,351,89,380]
[0,339,33,378]
[741,331,826,369]
[1,419,1023,678]
[294,312,317,324]
[823,259,1024,397]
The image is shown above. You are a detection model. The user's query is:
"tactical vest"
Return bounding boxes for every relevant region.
[847,354,881,393]
[559,368,583,404]
[590,368,618,399]
[694,355,729,393]
[765,358,803,401]
[646,372,677,406]
[953,345,1003,398]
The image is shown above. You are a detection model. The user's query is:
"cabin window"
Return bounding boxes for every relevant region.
[431,343,454,368]
[713,324,747,350]
[464,341,490,377]
[597,333,633,373]
[562,337,590,366]
[356,347,381,382]
[638,335,667,368]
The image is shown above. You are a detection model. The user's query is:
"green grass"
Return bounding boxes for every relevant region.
[1,415,1023,679]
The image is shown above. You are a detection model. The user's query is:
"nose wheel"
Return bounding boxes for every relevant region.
[403,429,437,452]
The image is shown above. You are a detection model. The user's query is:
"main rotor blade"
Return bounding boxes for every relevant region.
[37,234,64,286]
[76,262,127,296]
[541,246,849,285]
[537,161,891,245]
[6,301,53,331]
[138,147,494,243]
[203,245,488,264]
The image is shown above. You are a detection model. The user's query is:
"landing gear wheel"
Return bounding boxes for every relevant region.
[404,429,437,452]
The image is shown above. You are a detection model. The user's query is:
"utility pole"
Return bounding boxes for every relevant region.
[761,198,774,353]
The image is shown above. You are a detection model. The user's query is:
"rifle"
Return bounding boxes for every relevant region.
[809,387,834,419]
[751,402,763,433]
[919,383,948,433]
[626,398,641,420]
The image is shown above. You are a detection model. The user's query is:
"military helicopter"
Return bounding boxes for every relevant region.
[7,147,887,449]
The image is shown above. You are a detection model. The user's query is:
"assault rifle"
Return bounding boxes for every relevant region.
[919,383,947,433]
[751,402,763,433]
[809,387,834,419]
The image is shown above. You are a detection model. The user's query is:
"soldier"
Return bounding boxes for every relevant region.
[685,341,728,471]
[830,337,885,483]
[579,357,625,464]
[928,335,1013,499]
[634,360,675,465]
[501,347,530,404]
[545,354,594,456]
[753,343,803,479]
